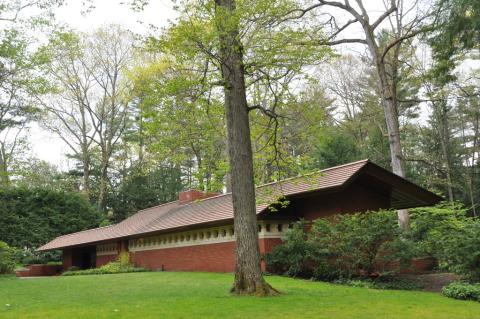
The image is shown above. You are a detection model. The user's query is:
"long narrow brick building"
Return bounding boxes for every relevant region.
[38,160,442,272]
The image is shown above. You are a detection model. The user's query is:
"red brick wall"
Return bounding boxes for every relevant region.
[131,241,237,272]
[16,264,63,277]
[129,238,284,273]
[259,238,283,271]
[96,254,118,267]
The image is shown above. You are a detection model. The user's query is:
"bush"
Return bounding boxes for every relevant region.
[265,210,417,281]
[62,252,149,276]
[439,219,480,282]
[16,248,61,265]
[442,281,480,302]
[266,205,480,283]
[409,203,468,258]
[410,204,480,282]
[264,220,313,277]
[0,241,18,274]
[309,210,411,280]
[0,188,101,249]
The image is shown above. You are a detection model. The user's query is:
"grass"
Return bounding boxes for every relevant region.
[1,272,480,319]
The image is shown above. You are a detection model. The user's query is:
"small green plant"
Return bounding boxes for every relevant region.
[0,241,17,274]
[333,278,422,291]
[62,252,149,276]
[264,220,313,277]
[442,281,480,302]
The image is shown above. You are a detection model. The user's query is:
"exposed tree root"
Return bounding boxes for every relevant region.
[231,277,280,296]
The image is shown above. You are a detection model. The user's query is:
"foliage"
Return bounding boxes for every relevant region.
[0,241,17,274]
[15,248,61,265]
[311,127,363,169]
[264,220,313,277]
[108,164,184,223]
[333,277,423,291]
[0,188,101,249]
[266,210,416,281]
[429,0,480,83]
[1,272,480,318]
[309,210,409,280]
[62,252,148,276]
[437,218,480,282]
[442,281,480,302]
[408,204,480,281]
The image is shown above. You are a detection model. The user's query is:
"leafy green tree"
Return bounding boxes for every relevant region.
[108,164,184,223]
[311,127,362,169]
[0,188,101,249]
[429,0,480,84]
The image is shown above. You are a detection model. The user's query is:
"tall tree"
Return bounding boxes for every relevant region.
[39,25,134,210]
[286,0,435,229]
[214,0,277,295]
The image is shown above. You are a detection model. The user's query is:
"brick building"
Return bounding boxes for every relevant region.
[38,160,442,272]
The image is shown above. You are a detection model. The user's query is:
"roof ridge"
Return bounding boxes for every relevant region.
[318,158,369,173]
[175,159,371,205]
[136,200,179,213]
[53,224,116,239]
[254,158,370,189]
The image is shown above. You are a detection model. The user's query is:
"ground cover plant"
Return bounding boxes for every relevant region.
[2,272,480,319]
[442,281,480,302]
[62,253,148,276]
[0,241,16,274]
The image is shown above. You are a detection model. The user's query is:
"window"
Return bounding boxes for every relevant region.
[266,224,271,232]
[277,224,283,232]
[258,224,262,233]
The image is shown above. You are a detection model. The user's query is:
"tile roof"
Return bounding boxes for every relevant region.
[37,159,440,251]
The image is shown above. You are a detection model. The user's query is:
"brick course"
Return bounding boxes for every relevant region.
[130,238,284,272]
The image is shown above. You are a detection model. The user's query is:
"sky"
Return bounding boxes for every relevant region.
[30,0,178,169]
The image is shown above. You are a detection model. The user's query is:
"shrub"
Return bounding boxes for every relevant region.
[264,220,313,277]
[265,210,417,281]
[0,188,101,249]
[409,203,468,258]
[62,252,149,276]
[16,248,61,265]
[410,203,480,281]
[0,241,17,274]
[442,281,480,302]
[439,219,480,282]
[309,210,410,280]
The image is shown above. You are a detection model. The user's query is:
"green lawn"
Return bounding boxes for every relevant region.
[1,272,479,319]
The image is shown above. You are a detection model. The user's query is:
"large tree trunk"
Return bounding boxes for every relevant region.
[365,29,410,229]
[97,158,109,212]
[215,0,278,296]
[0,143,10,187]
[81,146,91,199]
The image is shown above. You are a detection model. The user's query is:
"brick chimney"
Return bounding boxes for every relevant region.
[178,190,221,205]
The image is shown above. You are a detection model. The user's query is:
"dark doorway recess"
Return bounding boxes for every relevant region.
[71,246,96,269]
